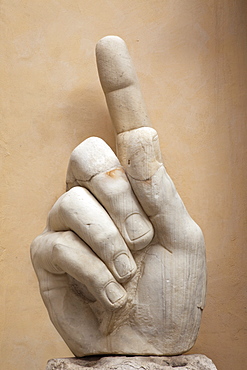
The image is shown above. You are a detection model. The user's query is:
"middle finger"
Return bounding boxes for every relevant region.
[66,136,154,251]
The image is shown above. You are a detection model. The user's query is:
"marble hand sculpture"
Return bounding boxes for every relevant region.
[31,36,206,357]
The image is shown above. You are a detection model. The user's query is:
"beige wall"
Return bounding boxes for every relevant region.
[1,1,246,369]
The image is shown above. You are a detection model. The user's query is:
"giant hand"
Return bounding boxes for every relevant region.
[31,36,206,357]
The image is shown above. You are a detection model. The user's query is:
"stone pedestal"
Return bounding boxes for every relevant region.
[46,355,217,370]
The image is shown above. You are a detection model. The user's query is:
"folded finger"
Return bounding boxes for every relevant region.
[47,186,137,283]
[31,230,127,311]
[66,137,154,251]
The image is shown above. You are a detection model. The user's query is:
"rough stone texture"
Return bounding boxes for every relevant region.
[46,355,217,370]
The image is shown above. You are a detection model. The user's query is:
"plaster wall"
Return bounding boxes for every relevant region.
[0,1,246,369]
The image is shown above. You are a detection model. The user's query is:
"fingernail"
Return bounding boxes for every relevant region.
[114,253,133,278]
[125,213,150,241]
[105,282,125,304]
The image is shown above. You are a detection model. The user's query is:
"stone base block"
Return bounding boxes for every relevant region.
[46,354,217,370]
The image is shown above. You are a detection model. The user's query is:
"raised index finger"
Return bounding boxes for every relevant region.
[96,36,151,134]
[96,36,163,181]
[96,37,204,256]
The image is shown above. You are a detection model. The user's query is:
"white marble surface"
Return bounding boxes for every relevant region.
[31,36,206,357]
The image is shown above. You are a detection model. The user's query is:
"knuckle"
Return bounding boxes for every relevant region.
[193,222,204,240]
[68,137,119,183]
[51,243,67,267]
[30,236,40,260]
[187,221,205,248]
[117,127,162,180]
[58,187,82,214]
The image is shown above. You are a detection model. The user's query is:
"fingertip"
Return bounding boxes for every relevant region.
[96,35,137,94]
[96,35,125,51]
[104,281,127,309]
[124,213,154,250]
[113,252,137,283]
